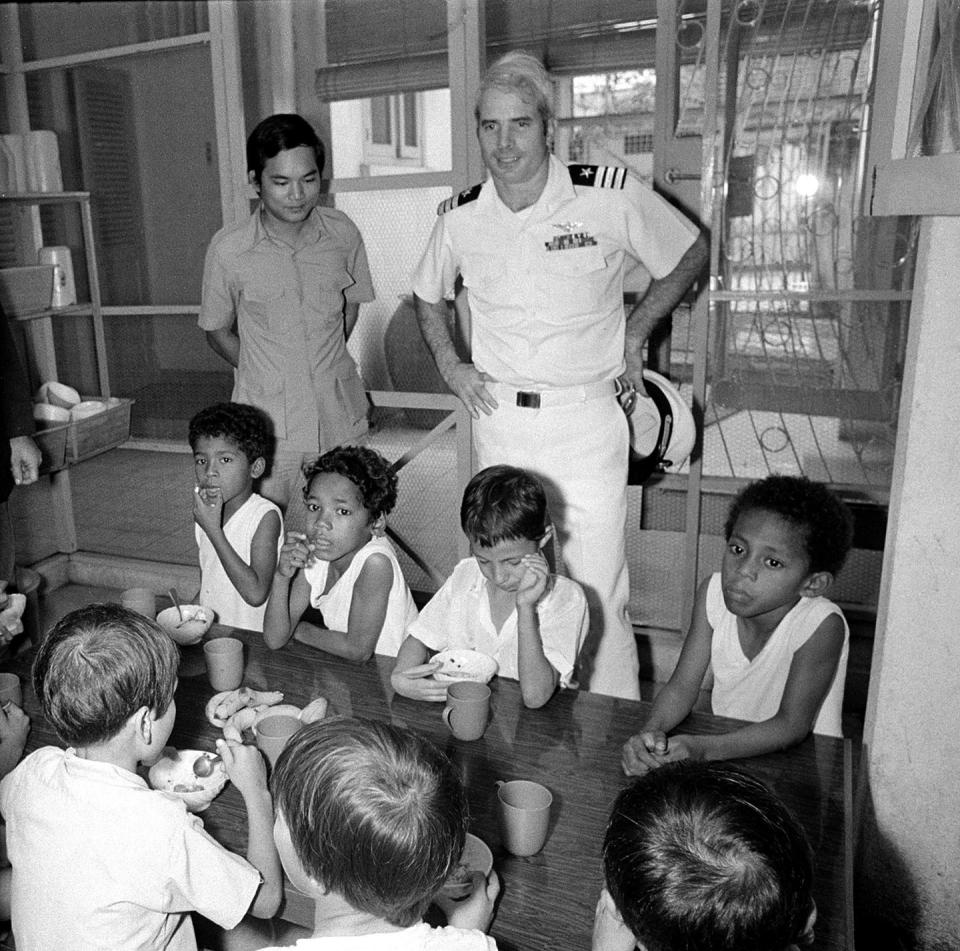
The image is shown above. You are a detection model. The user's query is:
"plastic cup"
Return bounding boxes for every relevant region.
[442,680,491,741]
[496,779,553,856]
[254,714,302,767]
[120,587,156,618]
[203,637,244,691]
[0,673,22,708]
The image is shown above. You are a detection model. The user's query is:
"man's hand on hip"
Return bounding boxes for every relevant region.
[443,362,499,419]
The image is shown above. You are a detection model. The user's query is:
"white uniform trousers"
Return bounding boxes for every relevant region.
[473,387,640,700]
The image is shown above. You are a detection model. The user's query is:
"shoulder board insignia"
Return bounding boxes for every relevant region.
[437,183,482,215]
[568,164,628,189]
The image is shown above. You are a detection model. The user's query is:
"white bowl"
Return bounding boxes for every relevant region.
[36,381,81,409]
[156,604,215,646]
[148,747,228,812]
[70,400,106,421]
[441,833,494,899]
[431,649,499,684]
[33,402,70,426]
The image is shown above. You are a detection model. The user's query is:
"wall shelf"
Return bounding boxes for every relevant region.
[2,190,116,554]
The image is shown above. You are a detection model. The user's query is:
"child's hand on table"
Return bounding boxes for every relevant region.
[216,737,269,798]
[193,485,224,533]
[515,553,549,608]
[276,532,314,578]
[390,662,448,702]
[439,869,500,934]
[621,729,670,776]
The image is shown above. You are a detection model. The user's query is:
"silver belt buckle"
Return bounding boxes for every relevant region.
[516,391,541,409]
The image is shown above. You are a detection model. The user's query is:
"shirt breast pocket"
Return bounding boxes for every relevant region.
[536,245,610,318]
[239,284,285,331]
[302,272,352,324]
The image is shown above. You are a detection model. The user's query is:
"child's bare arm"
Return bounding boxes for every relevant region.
[292,554,392,662]
[263,536,313,649]
[515,555,558,708]
[391,635,446,701]
[215,738,282,917]
[200,506,282,608]
[665,612,846,763]
[622,577,713,776]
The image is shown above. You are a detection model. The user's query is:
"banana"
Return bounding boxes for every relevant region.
[205,688,285,727]
[225,706,261,734]
[299,697,329,724]
[222,723,244,744]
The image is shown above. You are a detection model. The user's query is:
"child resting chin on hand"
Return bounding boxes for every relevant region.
[392,465,588,709]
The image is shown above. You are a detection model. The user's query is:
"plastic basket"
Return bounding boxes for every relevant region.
[67,397,133,463]
[32,421,69,473]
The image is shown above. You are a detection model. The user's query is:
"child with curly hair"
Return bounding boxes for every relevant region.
[263,446,417,660]
[623,475,854,774]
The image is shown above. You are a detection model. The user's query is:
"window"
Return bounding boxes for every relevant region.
[624,132,654,154]
[363,93,422,167]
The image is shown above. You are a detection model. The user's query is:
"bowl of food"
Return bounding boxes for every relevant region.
[441,833,494,899]
[431,649,499,684]
[147,747,228,812]
[156,604,215,646]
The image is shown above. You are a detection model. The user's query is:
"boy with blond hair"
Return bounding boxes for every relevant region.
[259,716,499,949]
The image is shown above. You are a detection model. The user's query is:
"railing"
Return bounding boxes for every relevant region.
[365,389,473,587]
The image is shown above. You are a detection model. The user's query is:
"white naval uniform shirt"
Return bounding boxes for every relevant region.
[412,154,700,389]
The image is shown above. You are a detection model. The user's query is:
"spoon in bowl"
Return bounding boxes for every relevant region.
[168,587,184,623]
[192,753,223,778]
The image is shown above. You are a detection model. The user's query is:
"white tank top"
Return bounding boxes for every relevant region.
[196,493,282,631]
[707,572,848,737]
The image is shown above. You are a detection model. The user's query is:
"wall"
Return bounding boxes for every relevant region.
[132,44,221,313]
[858,215,960,948]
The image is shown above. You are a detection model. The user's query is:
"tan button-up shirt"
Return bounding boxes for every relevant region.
[200,205,375,450]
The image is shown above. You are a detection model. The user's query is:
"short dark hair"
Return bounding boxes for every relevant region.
[724,475,854,576]
[188,402,272,464]
[302,446,397,521]
[460,464,548,547]
[604,763,815,951]
[271,717,467,927]
[32,603,179,747]
[246,113,326,183]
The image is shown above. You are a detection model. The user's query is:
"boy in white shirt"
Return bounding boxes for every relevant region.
[0,603,282,950]
[392,465,587,709]
[257,716,499,950]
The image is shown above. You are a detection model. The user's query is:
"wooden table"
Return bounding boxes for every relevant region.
[10,624,852,951]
